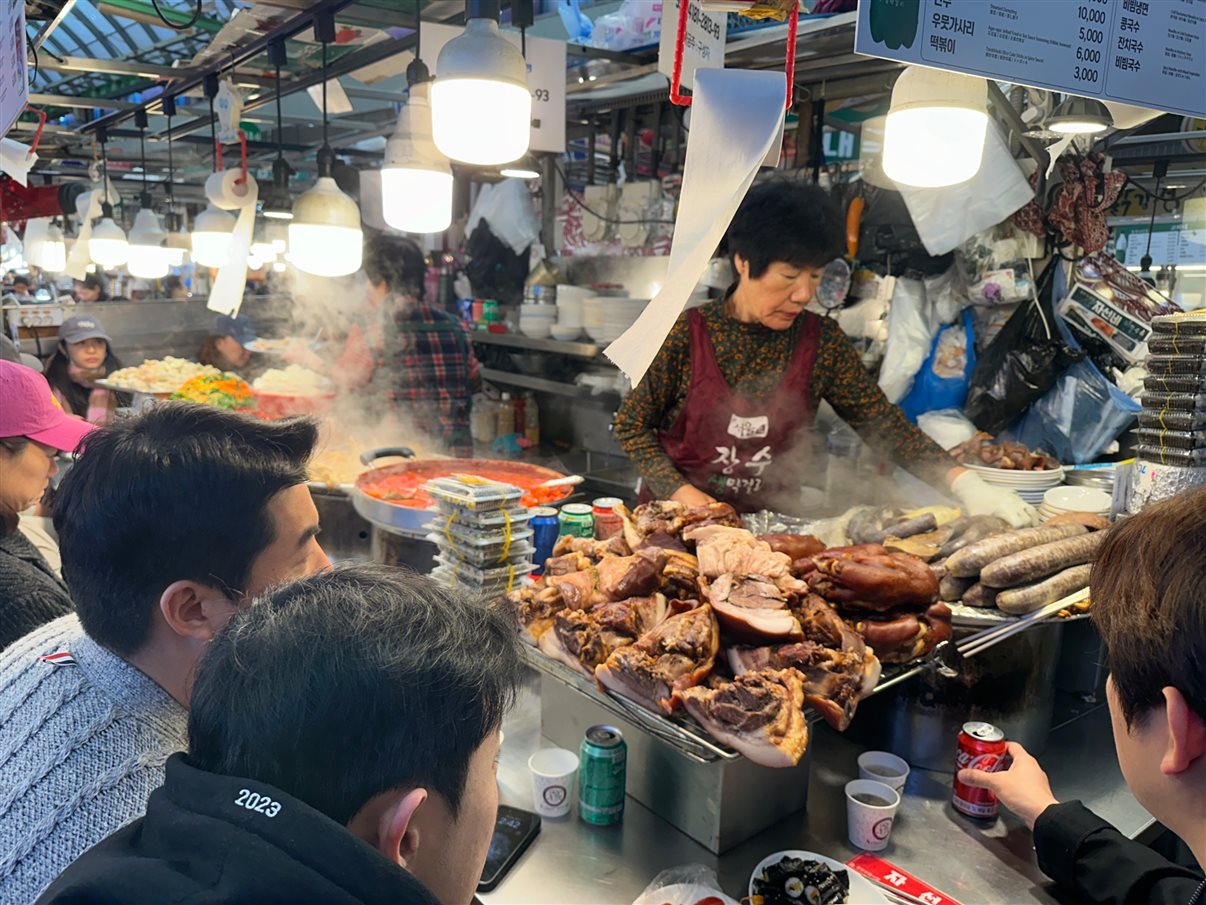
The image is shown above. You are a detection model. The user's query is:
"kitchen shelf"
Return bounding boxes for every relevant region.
[471,331,601,359]
[481,368,620,402]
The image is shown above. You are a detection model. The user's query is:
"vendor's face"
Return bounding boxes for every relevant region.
[75,284,101,302]
[215,335,251,369]
[734,254,824,331]
[0,438,59,513]
[67,338,107,371]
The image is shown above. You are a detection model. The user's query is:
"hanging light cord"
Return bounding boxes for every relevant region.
[139,126,148,199]
[210,94,218,172]
[274,54,285,159]
[321,40,329,152]
[150,0,202,30]
[166,111,175,213]
[99,136,111,213]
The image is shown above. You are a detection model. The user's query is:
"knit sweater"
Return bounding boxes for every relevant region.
[0,614,188,904]
[0,530,74,652]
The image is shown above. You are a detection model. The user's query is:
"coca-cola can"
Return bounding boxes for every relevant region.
[953,721,1007,819]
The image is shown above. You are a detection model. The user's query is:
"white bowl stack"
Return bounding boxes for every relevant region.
[518,304,557,339]
[1039,486,1112,522]
[966,462,1065,506]
[583,297,649,344]
[552,285,591,341]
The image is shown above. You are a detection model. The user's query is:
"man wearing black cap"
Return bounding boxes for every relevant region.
[198,314,262,377]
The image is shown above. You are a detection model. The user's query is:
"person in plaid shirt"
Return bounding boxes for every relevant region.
[356,234,480,456]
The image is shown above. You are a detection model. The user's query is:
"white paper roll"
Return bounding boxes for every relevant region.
[604,69,787,386]
[66,189,103,280]
[206,173,259,318]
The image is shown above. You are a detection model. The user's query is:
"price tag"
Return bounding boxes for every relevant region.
[847,853,966,905]
[421,24,566,155]
[658,0,728,91]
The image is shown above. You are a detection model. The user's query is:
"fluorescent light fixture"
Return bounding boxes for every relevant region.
[127,209,170,279]
[289,176,363,277]
[883,66,988,188]
[382,81,454,234]
[1049,96,1111,134]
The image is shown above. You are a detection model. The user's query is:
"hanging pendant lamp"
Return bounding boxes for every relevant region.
[193,88,236,268]
[882,66,988,188]
[290,13,363,277]
[262,39,295,220]
[382,4,453,234]
[127,110,170,279]
[432,0,531,166]
[41,221,67,273]
[89,127,129,267]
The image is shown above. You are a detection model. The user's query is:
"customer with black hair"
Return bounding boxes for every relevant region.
[73,272,107,303]
[0,402,330,905]
[42,314,127,425]
[614,180,1033,524]
[36,564,523,905]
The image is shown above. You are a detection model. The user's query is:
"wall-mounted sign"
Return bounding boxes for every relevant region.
[658,0,728,91]
[1113,220,1206,267]
[421,24,566,155]
[0,0,27,139]
[855,0,1206,118]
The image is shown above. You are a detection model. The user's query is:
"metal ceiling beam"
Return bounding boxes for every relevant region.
[34,55,198,80]
[28,92,140,111]
[30,0,78,51]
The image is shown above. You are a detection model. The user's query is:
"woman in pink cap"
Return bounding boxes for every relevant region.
[0,360,95,649]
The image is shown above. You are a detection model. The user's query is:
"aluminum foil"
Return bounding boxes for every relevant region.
[1127,459,1206,513]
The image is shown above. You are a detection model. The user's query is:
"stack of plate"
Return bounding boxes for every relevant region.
[1064,464,1118,495]
[1039,486,1112,522]
[518,304,557,339]
[583,297,648,344]
[967,462,1065,505]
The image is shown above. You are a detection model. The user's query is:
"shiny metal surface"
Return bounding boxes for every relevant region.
[484,669,1152,905]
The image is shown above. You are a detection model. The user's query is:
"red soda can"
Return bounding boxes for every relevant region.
[953,721,1008,819]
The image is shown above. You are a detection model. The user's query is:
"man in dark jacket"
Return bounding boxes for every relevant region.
[960,490,1206,905]
[35,564,524,905]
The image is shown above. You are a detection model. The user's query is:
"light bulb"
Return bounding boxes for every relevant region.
[89,217,129,267]
[247,253,265,270]
[250,241,278,262]
[500,155,540,179]
[41,224,66,273]
[382,81,454,233]
[883,67,988,188]
[127,246,170,279]
[1049,96,1111,134]
[288,176,363,277]
[191,204,236,268]
[432,18,530,165]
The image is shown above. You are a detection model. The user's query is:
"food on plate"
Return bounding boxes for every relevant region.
[595,602,720,713]
[979,530,1107,589]
[252,364,332,396]
[1058,596,1092,619]
[944,523,1088,578]
[106,357,220,393]
[538,594,670,677]
[803,544,940,611]
[171,373,253,410]
[996,563,1094,615]
[758,534,825,561]
[938,572,975,603]
[936,515,1011,558]
[961,582,1000,609]
[846,602,953,664]
[750,856,850,905]
[1044,511,1112,531]
[848,508,938,546]
[948,432,1060,471]
[359,461,572,510]
[677,669,808,769]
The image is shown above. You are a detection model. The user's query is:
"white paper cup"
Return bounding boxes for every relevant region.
[529,748,579,818]
[858,751,910,793]
[845,779,901,852]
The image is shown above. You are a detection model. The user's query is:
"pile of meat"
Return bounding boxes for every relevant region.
[504,500,946,768]
[949,432,1060,471]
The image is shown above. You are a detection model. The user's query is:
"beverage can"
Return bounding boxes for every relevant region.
[558,503,595,539]
[953,721,1008,819]
[530,508,560,576]
[482,299,500,323]
[591,497,624,540]
[578,725,626,825]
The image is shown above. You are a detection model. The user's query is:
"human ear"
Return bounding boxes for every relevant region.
[158,580,237,642]
[733,254,749,280]
[378,788,428,868]
[1160,686,1206,776]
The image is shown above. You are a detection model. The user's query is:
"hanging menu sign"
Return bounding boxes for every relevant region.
[0,0,28,139]
[854,0,1206,118]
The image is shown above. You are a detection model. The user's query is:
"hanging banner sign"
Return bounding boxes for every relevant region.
[657,0,728,91]
[854,0,1206,118]
[0,0,28,139]
[422,24,566,155]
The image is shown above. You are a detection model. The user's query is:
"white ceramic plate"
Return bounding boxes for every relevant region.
[749,850,889,905]
[1044,486,1112,511]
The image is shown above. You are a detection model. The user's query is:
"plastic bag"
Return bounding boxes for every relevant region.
[631,864,738,905]
[899,309,977,421]
[963,261,1082,434]
[1007,359,1140,464]
[558,0,593,42]
[917,408,977,450]
[467,180,541,255]
[877,268,963,404]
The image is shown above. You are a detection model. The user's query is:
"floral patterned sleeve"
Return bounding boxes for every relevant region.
[814,317,957,489]
[612,314,694,499]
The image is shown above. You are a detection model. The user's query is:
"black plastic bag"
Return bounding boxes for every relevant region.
[964,261,1083,434]
[465,221,529,305]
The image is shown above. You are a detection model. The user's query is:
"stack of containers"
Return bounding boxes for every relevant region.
[1131,311,1206,510]
[425,476,536,596]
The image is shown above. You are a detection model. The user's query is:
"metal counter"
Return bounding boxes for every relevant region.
[483,670,1154,905]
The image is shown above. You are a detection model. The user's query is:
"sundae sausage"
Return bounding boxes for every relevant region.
[945,524,1088,578]
[980,530,1107,589]
[997,564,1092,615]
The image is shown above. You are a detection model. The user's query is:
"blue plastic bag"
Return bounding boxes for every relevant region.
[899,309,976,422]
[558,0,593,42]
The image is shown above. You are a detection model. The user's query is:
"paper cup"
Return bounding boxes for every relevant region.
[858,751,910,793]
[529,748,579,818]
[845,779,901,852]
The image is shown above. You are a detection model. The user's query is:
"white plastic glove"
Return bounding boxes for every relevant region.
[950,471,1037,528]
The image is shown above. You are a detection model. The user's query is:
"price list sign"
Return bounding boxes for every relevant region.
[855,0,1206,118]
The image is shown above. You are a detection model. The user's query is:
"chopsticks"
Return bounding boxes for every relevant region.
[957,587,1090,659]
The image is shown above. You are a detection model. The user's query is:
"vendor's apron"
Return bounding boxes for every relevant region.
[654,308,821,513]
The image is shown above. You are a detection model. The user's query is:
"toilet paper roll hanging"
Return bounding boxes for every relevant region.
[205,131,260,318]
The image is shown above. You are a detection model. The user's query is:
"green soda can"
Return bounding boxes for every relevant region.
[558,503,595,539]
[578,725,626,825]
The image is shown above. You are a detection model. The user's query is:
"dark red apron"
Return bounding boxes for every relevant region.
[654,308,822,513]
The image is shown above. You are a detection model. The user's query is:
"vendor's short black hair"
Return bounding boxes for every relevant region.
[53,402,318,656]
[725,181,844,278]
[363,233,427,300]
[188,564,524,825]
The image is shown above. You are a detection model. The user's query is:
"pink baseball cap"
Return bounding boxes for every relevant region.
[0,360,96,452]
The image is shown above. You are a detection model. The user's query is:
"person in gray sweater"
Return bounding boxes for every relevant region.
[0,402,330,904]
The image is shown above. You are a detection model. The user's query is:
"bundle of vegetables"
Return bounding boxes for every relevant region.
[171,372,254,410]
[934,513,1110,615]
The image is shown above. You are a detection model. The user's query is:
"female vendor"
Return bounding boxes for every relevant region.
[613,181,1034,527]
